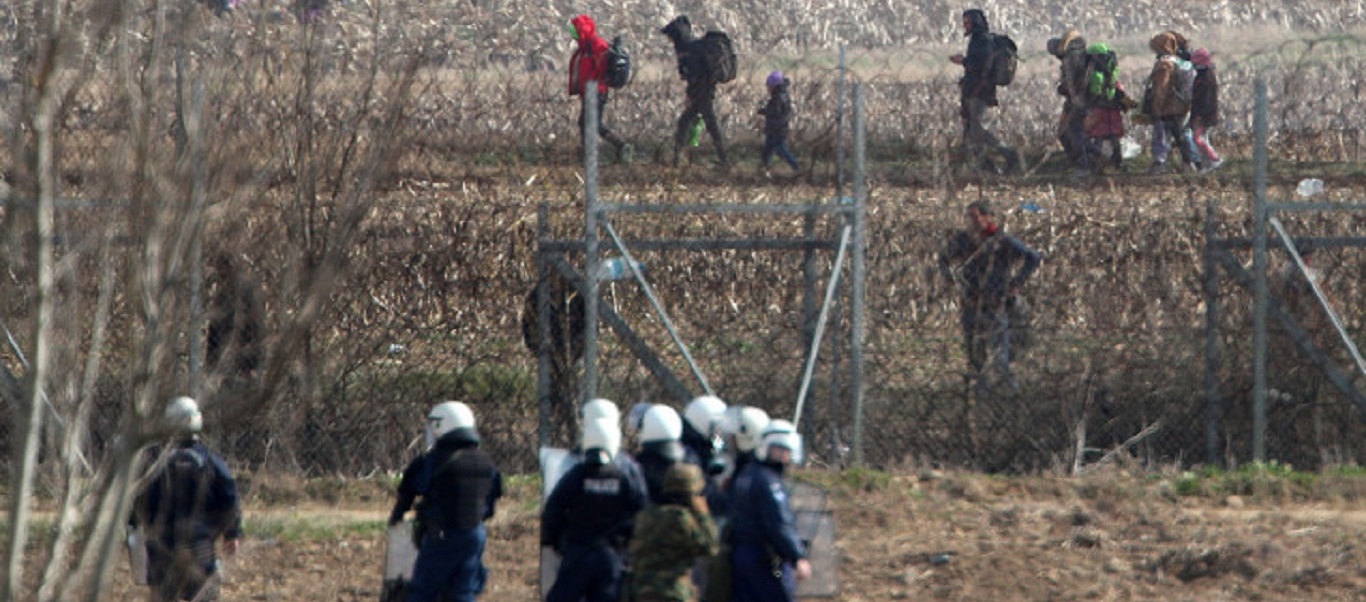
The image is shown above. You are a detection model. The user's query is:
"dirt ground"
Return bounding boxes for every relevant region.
[97,468,1365,601]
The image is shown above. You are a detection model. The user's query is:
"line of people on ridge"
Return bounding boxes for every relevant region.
[570,13,801,175]
[954,8,1223,177]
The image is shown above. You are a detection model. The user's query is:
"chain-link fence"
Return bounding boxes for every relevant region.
[1,1,1364,481]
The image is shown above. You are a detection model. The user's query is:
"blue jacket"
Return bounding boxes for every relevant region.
[542,457,648,551]
[133,439,242,544]
[727,460,805,563]
[941,228,1041,310]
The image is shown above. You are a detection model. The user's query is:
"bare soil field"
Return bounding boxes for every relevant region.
[93,469,1365,601]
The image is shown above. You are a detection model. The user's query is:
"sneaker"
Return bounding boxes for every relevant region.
[1200,159,1224,173]
[1147,162,1167,175]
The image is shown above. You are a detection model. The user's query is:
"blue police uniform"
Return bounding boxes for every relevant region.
[542,454,648,602]
[390,430,503,602]
[727,459,806,602]
[132,439,242,602]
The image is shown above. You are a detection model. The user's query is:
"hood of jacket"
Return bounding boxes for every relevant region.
[962,9,988,36]
[1061,29,1085,53]
[1149,31,1180,56]
[571,15,600,49]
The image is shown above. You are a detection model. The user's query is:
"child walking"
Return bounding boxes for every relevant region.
[758,71,800,173]
[1190,48,1223,172]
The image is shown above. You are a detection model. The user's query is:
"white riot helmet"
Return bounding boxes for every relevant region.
[756,419,803,464]
[624,402,654,440]
[581,398,620,424]
[684,395,727,438]
[639,405,683,444]
[581,417,622,465]
[164,396,203,434]
[426,401,477,448]
[731,406,770,453]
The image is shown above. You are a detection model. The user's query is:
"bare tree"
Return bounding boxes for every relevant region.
[0,1,423,600]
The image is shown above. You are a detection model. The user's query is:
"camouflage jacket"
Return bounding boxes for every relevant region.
[628,503,719,602]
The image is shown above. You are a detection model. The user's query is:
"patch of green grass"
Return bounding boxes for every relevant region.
[246,516,386,542]
[1164,461,1362,499]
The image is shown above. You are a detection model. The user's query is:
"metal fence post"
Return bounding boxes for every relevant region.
[1252,80,1269,463]
[850,84,868,466]
[1203,201,1222,466]
[582,84,601,405]
[536,205,553,448]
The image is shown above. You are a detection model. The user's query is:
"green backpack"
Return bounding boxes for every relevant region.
[1084,43,1120,105]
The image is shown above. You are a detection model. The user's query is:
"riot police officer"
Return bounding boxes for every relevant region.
[727,419,811,602]
[543,417,648,602]
[389,402,504,602]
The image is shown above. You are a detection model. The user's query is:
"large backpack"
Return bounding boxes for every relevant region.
[1084,46,1120,105]
[693,30,737,83]
[1172,58,1196,105]
[985,33,1019,86]
[605,35,631,89]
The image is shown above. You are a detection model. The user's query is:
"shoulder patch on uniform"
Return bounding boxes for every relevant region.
[770,482,786,502]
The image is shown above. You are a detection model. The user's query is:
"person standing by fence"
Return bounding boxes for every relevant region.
[939,201,1041,397]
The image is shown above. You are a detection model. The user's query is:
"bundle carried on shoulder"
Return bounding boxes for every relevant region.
[662,16,737,84]
[693,30,737,83]
[985,32,1018,86]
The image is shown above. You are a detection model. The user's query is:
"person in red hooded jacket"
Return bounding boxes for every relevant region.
[569,15,631,163]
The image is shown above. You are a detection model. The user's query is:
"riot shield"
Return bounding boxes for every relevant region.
[538,447,582,599]
[789,481,839,597]
[380,521,419,602]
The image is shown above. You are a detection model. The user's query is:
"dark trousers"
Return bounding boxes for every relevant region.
[409,526,488,602]
[761,135,799,170]
[961,303,1018,396]
[148,537,218,602]
[578,92,624,153]
[547,543,624,602]
[673,89,727,165]
[731,543,796,602]
[1059,104,1100,169]
[961,97,1017,172]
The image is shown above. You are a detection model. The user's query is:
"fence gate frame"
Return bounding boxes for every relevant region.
[533,82,870,464]
[1204,81,1366,465]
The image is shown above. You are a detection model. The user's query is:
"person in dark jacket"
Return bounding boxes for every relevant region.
[728,419,810,602]
[661,16,729,169]
[389,402,503,602]
[758,70,799,173]
[206,252,263,381]
[543,416,648,602]
[568,14,631,163]
[938,201,1042,397]
[950,9,1019,175]
[634,404,686,505]
[1189,47,1222,173]
[131,397,242,602]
